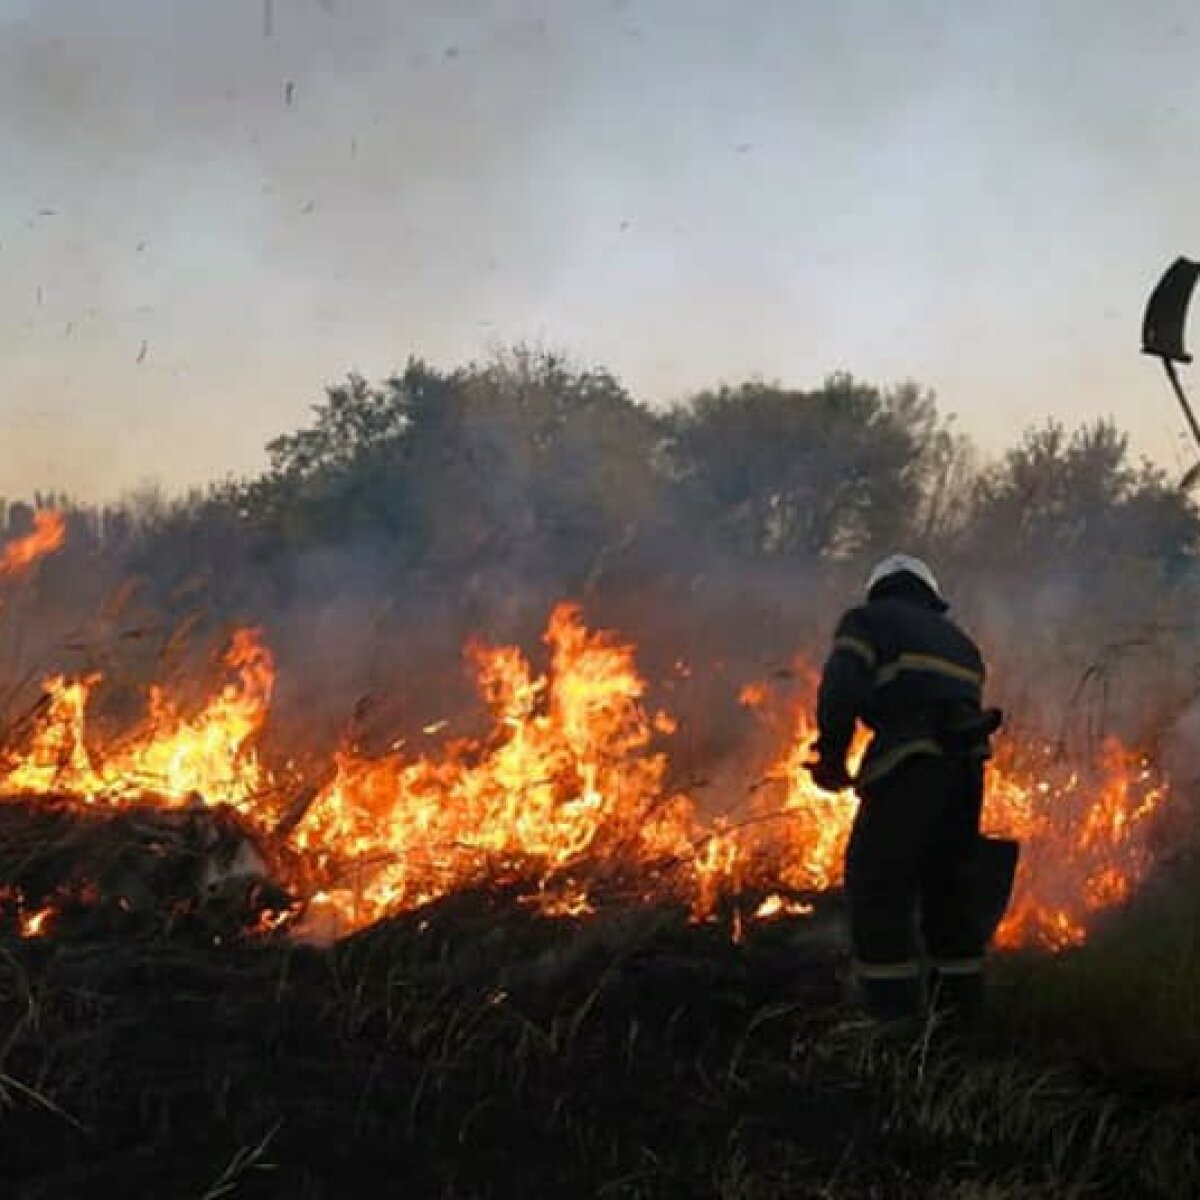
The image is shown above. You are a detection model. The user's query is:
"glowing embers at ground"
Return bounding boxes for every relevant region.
[0,878,99,940]
[732,671,861,898]
[0,629,274,812]
[0,887,57,939]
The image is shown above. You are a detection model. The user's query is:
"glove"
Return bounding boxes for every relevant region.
[806,757,853,793]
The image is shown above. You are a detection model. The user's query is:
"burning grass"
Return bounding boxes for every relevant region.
[0,596,1174,950]
[0,510,66,581]
[0,516,1194,1194]
[0,797,288,944]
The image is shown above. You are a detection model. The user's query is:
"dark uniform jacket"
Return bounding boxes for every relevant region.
[815,580,995,787]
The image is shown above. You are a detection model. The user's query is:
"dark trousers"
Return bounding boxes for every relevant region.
[845,754,986,1019]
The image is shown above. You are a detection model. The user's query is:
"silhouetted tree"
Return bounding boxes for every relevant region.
[227,349,671,598]
[963,420,1200,575]
[664,373,950,560]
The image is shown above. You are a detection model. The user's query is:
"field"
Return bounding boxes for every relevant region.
[2,867,1197,1200]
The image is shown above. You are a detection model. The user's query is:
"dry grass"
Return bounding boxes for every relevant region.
[0,887,1196,1199]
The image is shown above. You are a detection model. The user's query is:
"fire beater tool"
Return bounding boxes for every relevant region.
[1142,256,1200,477]
[968,834,1019,948]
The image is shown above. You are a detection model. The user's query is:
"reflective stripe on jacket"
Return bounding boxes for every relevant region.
[816,591,989,787]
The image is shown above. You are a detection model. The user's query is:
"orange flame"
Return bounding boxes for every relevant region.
[754,893,815,919]
[984,738,1167,949]
[0,601,1174,951]
[19,904,55,939]
[0,509,66,579]
[291,602,698,931]
[731,670,1169,951]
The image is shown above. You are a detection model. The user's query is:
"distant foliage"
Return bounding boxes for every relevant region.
[8,351,1195,606]
[963,420,1198,574]
[213,349,674,593]
[6,352,1195,591]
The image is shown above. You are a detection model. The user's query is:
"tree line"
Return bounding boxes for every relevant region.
[4,347,1198,757]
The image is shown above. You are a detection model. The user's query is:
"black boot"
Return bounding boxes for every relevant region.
[859,975,925,1024]
[929,969,984,1025]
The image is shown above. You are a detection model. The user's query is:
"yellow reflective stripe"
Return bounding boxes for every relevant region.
[854,959,922,981]
[833,635,876,668]
[857,738,943,785]
[875,652,982,690]
[932,957,984,976]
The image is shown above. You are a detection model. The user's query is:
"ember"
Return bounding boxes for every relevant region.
[19,904,53,939]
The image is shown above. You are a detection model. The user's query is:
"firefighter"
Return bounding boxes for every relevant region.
[807,554,1001,1023]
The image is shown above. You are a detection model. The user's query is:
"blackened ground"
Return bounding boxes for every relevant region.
[1,887,1197,1200]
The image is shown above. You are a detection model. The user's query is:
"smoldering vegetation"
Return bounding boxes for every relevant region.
[2,348,1200,1198]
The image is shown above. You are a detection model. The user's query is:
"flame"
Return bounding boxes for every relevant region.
[524,881,596,918]
[731,670,1169,951]
[291,602,699,931]
[0,600,1174,951]
[753,893,815,919]
[2,888,58,938]
[2,628,274,813]
[984,738,1167,949]
[698,662,863,907]
[3,674,102,795]
[0,509,66,579]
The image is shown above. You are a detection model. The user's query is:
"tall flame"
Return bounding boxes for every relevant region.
[734,669,861,895]
[294,602,697,930]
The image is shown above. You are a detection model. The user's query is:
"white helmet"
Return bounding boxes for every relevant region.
[865,554,945,604]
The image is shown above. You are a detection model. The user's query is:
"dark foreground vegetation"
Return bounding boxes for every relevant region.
[1,876,1197,1200]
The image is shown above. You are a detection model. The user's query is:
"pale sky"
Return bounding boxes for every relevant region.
[3,0,1200,501]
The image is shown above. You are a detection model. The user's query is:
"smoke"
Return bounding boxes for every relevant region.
[4,0,1200,805]
[0,0,587,497]
[7,1,1200,499]
[9,345,1199,796]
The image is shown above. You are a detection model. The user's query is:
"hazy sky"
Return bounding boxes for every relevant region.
[3,0,1200,500]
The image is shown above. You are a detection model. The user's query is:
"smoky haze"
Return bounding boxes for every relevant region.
[3,0,1200,499]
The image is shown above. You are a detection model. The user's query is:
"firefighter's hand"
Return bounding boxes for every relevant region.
[805,757,853,793]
